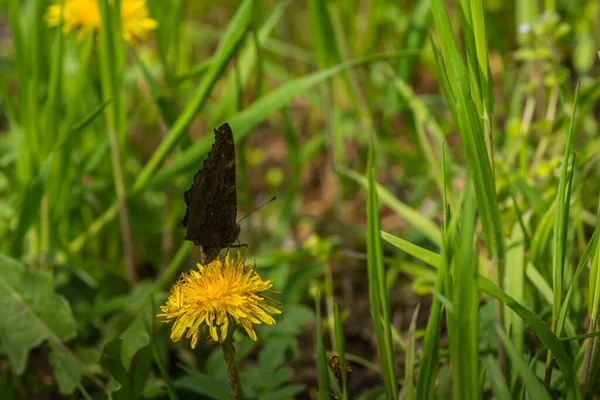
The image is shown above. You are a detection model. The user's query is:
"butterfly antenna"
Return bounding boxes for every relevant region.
[237,196,277,224]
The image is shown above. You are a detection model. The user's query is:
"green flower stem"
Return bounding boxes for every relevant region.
[221,336,244,400]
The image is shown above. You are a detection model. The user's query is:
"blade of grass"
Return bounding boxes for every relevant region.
[558,228,597,337]
[546,84,580,387]
[416,146,449,399]
[431,0,507,375]
[505,215,526,387]
[366,142,398,400]
[430,0,504,262]
[582,193,600,392]
[449,182,479,400]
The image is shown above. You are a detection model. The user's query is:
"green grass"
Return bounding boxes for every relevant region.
[2,0,600,398]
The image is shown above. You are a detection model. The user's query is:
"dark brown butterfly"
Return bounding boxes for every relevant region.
[182,123,240,265]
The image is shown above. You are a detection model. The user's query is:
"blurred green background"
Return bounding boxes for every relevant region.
[2,0,600,398]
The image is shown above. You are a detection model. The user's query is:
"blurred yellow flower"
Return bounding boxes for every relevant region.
[45,0,157,44]
[158,253,282,348]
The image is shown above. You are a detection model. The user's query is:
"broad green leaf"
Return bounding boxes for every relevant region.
[0,254,77,374]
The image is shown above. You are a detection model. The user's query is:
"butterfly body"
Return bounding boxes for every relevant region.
[182,123,240,264]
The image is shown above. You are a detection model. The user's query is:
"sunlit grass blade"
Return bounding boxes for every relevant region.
[416,146,449,399]
[366,143,398,400]
[558,228,597,337]
[430,0,505,275]
[546,84,580,386]
[505,215,526,386]
[583,193,600,393]
[449,182,479,400]
[381,232,441,273]
[467,0,493,114]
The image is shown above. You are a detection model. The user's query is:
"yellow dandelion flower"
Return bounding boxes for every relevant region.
[45,0,100,42]
[158,253,282,348]
[120,0,158,43]
[44,0,158,44]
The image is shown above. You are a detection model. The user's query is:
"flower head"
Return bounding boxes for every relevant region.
[158,253,282,347]
[45,0,158,44]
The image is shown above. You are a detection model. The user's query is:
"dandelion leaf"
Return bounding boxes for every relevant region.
[0,253,76,374]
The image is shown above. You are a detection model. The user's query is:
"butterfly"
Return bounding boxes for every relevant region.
[182,123,240,265]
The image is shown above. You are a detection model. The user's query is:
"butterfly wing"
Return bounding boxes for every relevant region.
[182,123,239,249]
